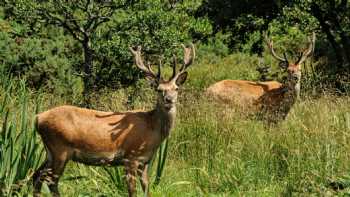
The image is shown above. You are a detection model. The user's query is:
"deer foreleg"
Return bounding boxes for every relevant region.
[138,163,150,197]
[125,162,138,197]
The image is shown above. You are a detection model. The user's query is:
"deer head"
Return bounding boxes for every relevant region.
[129,44,196,110]
[265,33,316,88]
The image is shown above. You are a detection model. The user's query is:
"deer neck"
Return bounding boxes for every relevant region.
[294,81,301,99]
[278,78,301,115]
[286,78,301,99]
[152,103,176,140]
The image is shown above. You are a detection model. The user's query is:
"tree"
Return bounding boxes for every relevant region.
[273,0,350,72]
[89,0,211,89]
[5,0,132,106]
[2,0,211,105]
[308,0,350,67]
[43,0,133,105]
[195,0,288,53]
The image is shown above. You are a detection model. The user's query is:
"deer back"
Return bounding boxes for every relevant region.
[206,79,283,108]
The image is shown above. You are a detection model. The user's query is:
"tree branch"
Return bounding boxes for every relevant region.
[92,17,110,30]
[42,11,84,42]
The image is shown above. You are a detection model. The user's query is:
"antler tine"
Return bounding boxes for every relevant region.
[178,43,196,72]
[129,46,158,79]
[265,34,288,62]
[146,60,157,78]
[296,32,316,65]
[295,52,301,63]
[283,53,289,63]
[171,54,177,79]
[157,58,162,80]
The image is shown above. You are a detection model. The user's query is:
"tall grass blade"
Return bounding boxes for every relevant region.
[154,139,169,186]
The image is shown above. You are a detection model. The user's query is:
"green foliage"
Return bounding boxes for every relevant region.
[1,0,349,93]
[196,32,230,63]
[197,0,350,92]
[0,30,83,98]
[94,0,212,88]
[1,0,212,93]
[196,0,287,52]
[102,166,127,195]
[187,52,260,90]
[0,74,43,196]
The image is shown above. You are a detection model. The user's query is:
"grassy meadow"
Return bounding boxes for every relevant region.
[1,51,350,196]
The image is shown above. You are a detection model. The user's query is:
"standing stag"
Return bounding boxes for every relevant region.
[33,44,195,197]
[206,33,315,122]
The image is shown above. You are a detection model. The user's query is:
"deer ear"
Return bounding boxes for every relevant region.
[144,74,158,87]
[144,73,155,81]
[278,61,289,70]
[175,72,188,86]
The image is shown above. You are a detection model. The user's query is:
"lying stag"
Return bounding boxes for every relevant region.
[33,44,195,197]
[206,33,315,122]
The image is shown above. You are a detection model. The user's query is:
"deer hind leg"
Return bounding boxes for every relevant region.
[138,163,150,197]
[34,145,69,197]
[33,145,54,197]
[47,150,69,197]
[33,160,48,197]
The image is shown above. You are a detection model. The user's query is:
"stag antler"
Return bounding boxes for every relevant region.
[296,32,316,65]
[129,46,161,80]
[170,54,177,79]
[265,34,288,63]
[170,43,196,80]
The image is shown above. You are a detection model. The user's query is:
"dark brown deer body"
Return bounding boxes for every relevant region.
[33,44,195,197]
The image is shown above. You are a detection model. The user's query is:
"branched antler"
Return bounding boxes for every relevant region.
[265,34,288,63]
[129,46,161,80]
[130,43,195,82]
[296,32,316,65]
[171,43,196,80]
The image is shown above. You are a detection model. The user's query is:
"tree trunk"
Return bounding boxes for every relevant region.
[318,19,344,64]
[82,38,94,107]
[328,0,350,66]
[311,3,345,65]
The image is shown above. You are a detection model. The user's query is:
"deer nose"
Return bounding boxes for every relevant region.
[164,96,173,103]
[290,74,299,81]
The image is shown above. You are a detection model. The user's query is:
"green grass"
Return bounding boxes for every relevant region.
[1,52,350,196]
[0,76,43,196]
